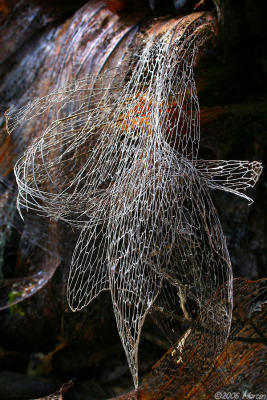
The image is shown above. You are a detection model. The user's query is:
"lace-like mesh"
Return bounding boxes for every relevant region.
[5,15,262,388]
[138,278,267,399]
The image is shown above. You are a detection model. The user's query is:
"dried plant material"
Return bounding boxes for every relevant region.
[137,279,267,399]
[0,218,60,311]
[5,13,262,389]
[0,133,14,177]
[35,380,75,400]
[196,159,263,203]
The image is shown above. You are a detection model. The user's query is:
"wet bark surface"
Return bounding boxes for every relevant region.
[0,0,266,398]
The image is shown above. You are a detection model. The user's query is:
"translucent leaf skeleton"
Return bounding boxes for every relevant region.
[6,15,263,388]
